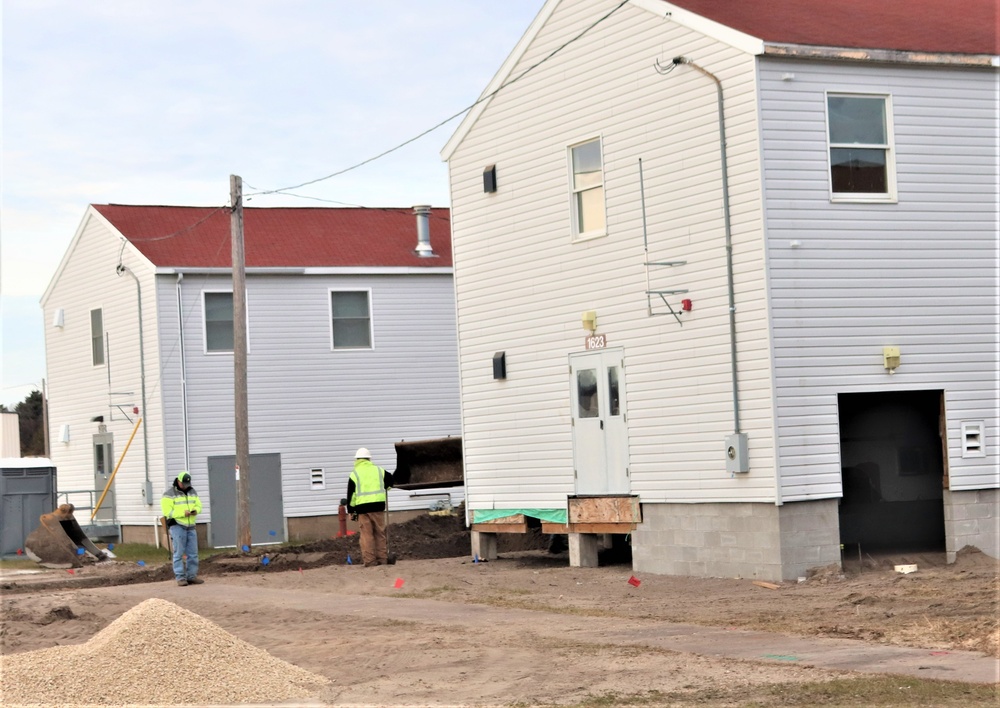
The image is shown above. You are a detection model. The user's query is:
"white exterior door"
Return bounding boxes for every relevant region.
[570,349,630,494]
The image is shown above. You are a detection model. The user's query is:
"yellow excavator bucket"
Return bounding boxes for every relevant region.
[23,504,110,569]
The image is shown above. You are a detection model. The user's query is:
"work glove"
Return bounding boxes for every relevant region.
[351,512,359,522]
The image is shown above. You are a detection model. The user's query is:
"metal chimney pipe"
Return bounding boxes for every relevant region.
[413,205,434,257]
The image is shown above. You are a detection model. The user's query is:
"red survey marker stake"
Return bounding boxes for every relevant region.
[627,576,641,587]
[394,578,405,589]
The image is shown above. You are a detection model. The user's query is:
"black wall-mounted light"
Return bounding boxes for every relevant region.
[483,165,497,193]
[492,351,506,379]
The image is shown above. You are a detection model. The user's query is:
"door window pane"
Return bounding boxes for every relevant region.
[607,367,620,416]
[577,369,599,418]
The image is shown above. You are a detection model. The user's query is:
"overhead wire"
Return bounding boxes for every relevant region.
[246,0,631,199]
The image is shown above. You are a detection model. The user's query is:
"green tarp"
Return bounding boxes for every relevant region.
[472,508,567,524]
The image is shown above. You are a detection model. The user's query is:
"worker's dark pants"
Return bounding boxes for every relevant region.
[170,524,199,580]
[358,512,387,566]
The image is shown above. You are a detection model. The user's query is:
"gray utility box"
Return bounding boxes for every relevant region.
[1,460,57,557]
[725,433,749,474]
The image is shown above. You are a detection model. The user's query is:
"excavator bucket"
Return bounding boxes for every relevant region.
[23,504,110,569]
[393,437,463,490]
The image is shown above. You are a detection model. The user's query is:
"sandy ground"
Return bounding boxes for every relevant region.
[1,536,998,707]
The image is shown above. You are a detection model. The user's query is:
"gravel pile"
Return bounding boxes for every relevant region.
[1,598,329,706]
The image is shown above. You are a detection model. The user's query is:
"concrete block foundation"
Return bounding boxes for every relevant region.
[632,500,841,582]
[943,489,1000,562]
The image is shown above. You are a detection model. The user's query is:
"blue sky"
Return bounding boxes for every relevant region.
[1,0,543,409]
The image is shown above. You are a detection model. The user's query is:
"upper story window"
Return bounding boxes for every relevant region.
[826,94,896,202]
[330,290,372,349]
[90,308,105,366]
[569,137,606,239]
[204,291,234,353]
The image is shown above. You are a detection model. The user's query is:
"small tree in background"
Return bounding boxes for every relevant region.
[15,391,46,457]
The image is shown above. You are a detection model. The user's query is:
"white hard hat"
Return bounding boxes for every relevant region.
[355,447,371,459]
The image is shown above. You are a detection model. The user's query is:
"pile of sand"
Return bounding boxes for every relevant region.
[1,598,329,706]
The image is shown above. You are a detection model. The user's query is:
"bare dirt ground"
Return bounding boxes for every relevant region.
[2,512,998,707]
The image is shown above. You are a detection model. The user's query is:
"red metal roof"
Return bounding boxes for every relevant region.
[666,0,998,55]
[93,204,452,268]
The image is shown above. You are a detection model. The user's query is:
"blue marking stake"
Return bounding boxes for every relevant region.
[261,556,270,566]
[268,530,277,536]
[242,545,250,552]
[77,547,85,555]
[346,554,353,565]
[137,560,146,566]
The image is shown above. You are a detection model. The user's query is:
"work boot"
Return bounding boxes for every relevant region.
[186,577,204,584]
[176,578,189,586]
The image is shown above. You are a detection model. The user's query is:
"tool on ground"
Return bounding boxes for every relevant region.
[24,504,112,569]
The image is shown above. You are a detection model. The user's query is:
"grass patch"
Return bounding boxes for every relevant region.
[532,676,999,707]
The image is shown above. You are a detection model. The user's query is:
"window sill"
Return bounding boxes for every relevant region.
[572,229,607,243]
[830,194,897,204]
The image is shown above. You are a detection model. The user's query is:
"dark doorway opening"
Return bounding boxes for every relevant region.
[838,390,946,554]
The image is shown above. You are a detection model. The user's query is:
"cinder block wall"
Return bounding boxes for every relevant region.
[632,503,785,581]
[777,499,842,579]
[944,489,1000,562]
[632,501,842,582]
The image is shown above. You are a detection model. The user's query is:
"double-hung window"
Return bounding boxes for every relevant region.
[826,94,896,202]
[569,137,606,239]
[90,308,105,366]
[330,290,372,349]
[204,291,234,353]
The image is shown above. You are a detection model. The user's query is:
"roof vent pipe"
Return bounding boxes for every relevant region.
[413,205,434,257]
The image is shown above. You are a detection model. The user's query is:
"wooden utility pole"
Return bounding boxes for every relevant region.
[231,175,251,551]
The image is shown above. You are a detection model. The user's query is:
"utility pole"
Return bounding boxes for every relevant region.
[231,175,251,551]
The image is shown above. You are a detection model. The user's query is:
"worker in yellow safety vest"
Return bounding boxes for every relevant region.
[346,448,394,567]
[161,471,204,586]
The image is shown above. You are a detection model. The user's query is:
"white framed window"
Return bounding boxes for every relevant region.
[826,93,896,202]
[568,137,606,240]
[90,308,105,366]
[203,291,234,353]
[310,468,326,490]
[330,289,372,350]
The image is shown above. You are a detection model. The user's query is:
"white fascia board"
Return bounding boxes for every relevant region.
[634,0,764,56]
[440,0,558,161]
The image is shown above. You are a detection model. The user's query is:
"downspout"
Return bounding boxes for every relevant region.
[668,56,741,434]
[115,264,152,503]
[176,273,190,470]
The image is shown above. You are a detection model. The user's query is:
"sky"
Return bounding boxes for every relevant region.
[1,0,545,409]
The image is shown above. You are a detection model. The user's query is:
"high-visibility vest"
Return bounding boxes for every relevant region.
[350,459,387,507]
[161,473,202,527]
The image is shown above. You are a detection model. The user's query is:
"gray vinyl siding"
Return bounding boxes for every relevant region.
[42,212,166,526]
[449,0,776,512]
[760,58,1000,497]
[157,272,461,519]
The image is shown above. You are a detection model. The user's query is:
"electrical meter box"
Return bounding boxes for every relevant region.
[725,433,749,474]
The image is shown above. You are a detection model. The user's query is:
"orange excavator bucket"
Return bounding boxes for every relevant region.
[23,504,111,569]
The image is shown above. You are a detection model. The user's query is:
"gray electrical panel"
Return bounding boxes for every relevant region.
[725,433,749,474]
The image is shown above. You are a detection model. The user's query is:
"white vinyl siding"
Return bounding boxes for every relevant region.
[158,273,462,519]
[760,58,999,496]
[447,0,774,512]
[41,210,166,526]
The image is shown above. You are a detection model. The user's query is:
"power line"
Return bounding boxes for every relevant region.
[246,0,631,199]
